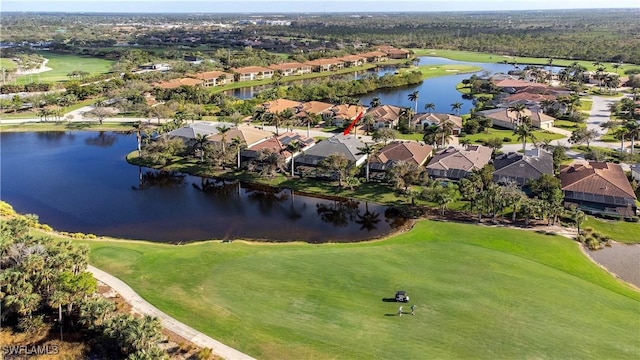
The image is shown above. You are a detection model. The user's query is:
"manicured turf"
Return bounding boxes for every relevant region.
[14,52,114,83]
[412,49,626,71]
[409,64,481,78]
[0,58,17,70]
[82,220,639,360]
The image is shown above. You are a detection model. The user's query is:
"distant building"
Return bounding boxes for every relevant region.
[232,66,274,81]
[154,78,204,89]
[366,105,404,129]
[190,71,234,87]
[477,106,555,130]
[412,113,463,134]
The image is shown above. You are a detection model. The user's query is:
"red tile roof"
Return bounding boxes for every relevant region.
[560,162,636,199]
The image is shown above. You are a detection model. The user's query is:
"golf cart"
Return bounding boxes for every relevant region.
[395,290,409,302]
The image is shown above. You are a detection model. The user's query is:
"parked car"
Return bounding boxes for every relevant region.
[395,290,409,302]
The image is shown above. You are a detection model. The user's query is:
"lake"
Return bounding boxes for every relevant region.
[0,131,403,243]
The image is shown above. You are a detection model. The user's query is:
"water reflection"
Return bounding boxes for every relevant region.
[84,131,117,147]
[1,131,405,243]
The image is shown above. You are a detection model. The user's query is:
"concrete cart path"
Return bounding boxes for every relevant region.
[88,265,256,360]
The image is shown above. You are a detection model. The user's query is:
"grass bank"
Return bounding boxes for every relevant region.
[0,121,136,132]
[82,220,639,359]
[584,217,640,243]
[411,49,634,72]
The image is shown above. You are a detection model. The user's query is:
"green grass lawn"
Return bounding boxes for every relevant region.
[0,121,136,133]
[584,217,640,243]
[462,127,564,143]
[554,119,585,131]
[14,52,114,83]
[580,99,593,112]
[408,64,481,78]
[0,98,104,121]
[0,58,17,70]
[411,49,625,71]
[81,220,639,359]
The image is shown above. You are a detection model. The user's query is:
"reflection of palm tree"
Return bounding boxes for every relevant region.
[355,202,381,231]
[316,199,361,228]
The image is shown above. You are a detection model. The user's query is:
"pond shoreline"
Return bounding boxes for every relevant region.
[584,242,640,290]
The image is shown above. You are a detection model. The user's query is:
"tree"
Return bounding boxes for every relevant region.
[424,102,435,114]
[369,97,381,108]
[356,142,379,182]
[286,140,304,177]
[513,123,536,152]
[319,153,351,188]
[422,182,460,216]
[422,124,440,147]
[216,125,231,155]
[437,120,455,148]
[625,121,640,154]
[372,128,397,145]
[450,101,463,116]
[508,103,526,124]
[386,160,422,193]
[408,90,419,114]
[569,128,598,149]
[570,206,587,235]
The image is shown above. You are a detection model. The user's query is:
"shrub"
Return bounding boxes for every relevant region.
[196,348,213,360]
[39,224,53,232]
[624,216,639,222]
[84,234,97,239]
[17,315,46,335]
[0,201,16,216]
[502,137,512,142]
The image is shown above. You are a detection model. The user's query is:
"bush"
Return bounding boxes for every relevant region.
[502,137,512,142]
[39,224,53,232]
[0,201,16,216]
[196,348,214,360]
[624,216,639,222]
[17,315,46,335]
[84,234,97,239]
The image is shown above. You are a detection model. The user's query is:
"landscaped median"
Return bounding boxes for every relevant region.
[80,220,640,360]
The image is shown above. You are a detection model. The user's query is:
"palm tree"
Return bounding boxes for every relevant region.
[369,97,381,108]
[424,102,435,114]
[625,121,640,154]
[231,136,246,170]
[570,206,587,235]
[459,138,472,148]
[287,140,304,177]
[613,127,629,152]
[362,114,375,135]
[612,63,621,74]
[408,90,419,114]
[356,142,379,182]
[216,125,230,155]
[513,123,536,152]
[450,101,463,116]
[193,133,208,162]
[437,120,455,148]
[508,103,526,124]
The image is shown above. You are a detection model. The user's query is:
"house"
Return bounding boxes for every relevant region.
[135,63,171,73]
[560,161,637,217]
[477,106,555,130]
[167,122,235,145]
[190,71,234,87]
[155,77,204,89]
[261,98,302,114]
[295,134,368,168]
[326,104,362,127]
[411,113,463,134]
[336,54,367,67]
[377,46,411,59]
[366,105,404,129]
[631,164,640,182]
[303,58,345,72]
[268,62,312,76]
[425,145,493,181]
[207,125,273,148]
[242,132,316,163]
[295,101,335,121]
[232,66,274,81]
[369,141,433,173]
[359,51,389,63]
[493,148,554,186]
[492,78,548,93]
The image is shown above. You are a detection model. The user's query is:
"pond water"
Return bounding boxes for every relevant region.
[228,56,563,116]
[587,242,640,289]
[0,132,403,243]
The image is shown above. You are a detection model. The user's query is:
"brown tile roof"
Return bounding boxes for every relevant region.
[478,107,555,127]
[261,98,302,114]
[560,162,637,199]
[155,77,204,89]
[247,137,291,158]
[297,101,334,115]
[190,71,233,80]
[426,145,492,172]
[366,105,403,123]
[359,51,388,58]
[336,54,367,62]
[330,104,361,120]
[232,66,274,74]
[303,58,345,67]
[268,62,308,71]
[503,92,557,103]
[371,141,433,169]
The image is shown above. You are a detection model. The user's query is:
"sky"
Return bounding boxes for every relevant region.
[2,0,639,13]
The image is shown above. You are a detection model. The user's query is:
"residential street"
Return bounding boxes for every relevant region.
[89,265,256,360]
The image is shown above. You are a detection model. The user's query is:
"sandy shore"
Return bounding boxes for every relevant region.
[16,58,52,75]
[587,243,640,289]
